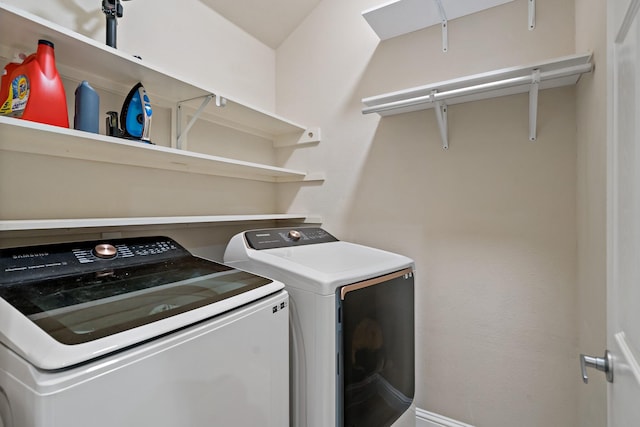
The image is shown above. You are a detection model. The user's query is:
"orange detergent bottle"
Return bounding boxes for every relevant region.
[0,53,25,111]
[0,40,69,128]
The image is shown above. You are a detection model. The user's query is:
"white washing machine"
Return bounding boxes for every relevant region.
[224,227,416,427]
[0,236,289,427]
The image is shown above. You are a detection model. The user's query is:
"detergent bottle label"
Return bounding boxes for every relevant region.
[0,75,29,117]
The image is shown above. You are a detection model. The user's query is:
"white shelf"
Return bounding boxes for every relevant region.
[0,2,308,139]
[0,116,319,183]
[0,215,317,232]
[362,52,592,114]
[363,0,516,40]
[362,52,593,146]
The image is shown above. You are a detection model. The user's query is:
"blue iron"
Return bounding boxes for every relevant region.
[106,82,152,143]
[121,82,152,141]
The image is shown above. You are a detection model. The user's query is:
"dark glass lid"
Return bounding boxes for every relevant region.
[0,236,273,345]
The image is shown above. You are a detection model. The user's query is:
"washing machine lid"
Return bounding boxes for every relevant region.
[225,228,414,295]
[0,236,283,370]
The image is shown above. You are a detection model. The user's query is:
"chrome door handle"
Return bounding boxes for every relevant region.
[580,350,613,384]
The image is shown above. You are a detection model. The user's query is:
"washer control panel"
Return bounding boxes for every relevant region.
[245,227,338,250]
[0,236,187,285]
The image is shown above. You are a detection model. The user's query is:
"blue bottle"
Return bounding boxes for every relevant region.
[74,80,99,133]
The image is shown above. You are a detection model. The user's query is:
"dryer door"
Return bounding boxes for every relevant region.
[337,268,415,427]
[0,389,12,427]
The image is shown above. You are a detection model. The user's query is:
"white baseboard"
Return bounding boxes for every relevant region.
[416,408,476,427]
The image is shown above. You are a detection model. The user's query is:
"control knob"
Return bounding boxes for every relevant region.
[288,230,302,241]
[93,244,117,259]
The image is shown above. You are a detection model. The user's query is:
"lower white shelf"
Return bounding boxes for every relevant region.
[362,52,593,115]
[362,52,593,145]
[0,117,319,183]
[0,214,318,232]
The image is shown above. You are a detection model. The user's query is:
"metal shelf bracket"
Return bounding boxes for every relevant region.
[176,94,227,149]
[177,94,214,149]
[435,0,448,52]
[431,90,448,149]
[215,94,227,108]
[528,0,536,30]
[529,69,540,141]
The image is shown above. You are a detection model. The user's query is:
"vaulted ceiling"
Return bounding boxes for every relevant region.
[199,0,323,49]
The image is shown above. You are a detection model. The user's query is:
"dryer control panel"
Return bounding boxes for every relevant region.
[245,227,338,250]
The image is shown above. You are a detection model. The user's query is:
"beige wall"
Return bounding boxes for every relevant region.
[277,0,582,425]
[575,0,608,425]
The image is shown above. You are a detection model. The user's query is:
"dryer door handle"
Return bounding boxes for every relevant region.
[339,268,413,300]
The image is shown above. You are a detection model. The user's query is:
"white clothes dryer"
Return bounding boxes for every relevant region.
[0,236,289,427]
[224,227,416,427]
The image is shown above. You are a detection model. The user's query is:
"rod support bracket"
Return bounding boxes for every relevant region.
[432,90,448,150]
[528,69,540,141]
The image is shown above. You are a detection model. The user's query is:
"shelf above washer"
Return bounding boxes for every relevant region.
[0,214,320,232]
[0,117,324,183]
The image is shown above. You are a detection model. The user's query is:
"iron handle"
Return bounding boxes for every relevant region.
[580,350,613,384]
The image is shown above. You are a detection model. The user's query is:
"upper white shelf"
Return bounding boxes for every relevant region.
[0,2,306,139]
[362,0,516,40]
[0,116,319,183]
[0,214,316,232]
